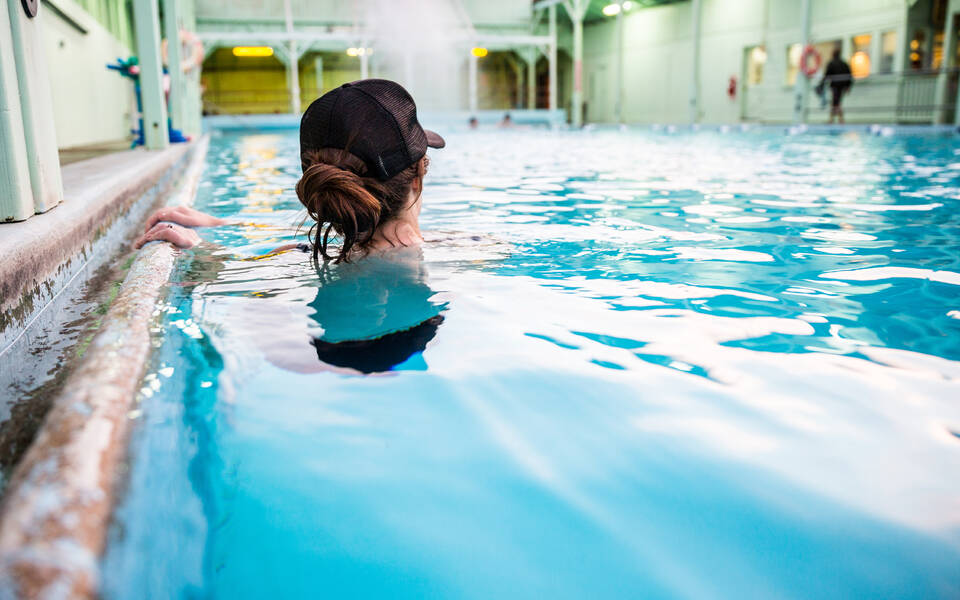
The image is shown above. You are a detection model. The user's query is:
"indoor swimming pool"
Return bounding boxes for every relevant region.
[104,127,960,598]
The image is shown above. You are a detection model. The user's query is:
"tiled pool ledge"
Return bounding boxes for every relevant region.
[0,138,209,598]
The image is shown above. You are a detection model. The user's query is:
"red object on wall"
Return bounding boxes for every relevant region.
[800,45,822,77]
[727,76,737,99]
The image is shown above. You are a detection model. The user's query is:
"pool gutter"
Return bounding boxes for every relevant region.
[0,137,209,599]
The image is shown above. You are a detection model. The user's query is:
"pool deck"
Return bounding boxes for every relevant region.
[0,139,209,598]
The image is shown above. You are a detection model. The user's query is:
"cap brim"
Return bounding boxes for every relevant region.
[425,129,445,149]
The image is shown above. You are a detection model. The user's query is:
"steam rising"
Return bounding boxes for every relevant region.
[361,0,476,110]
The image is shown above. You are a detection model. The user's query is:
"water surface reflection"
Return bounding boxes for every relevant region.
[105,129,960,599]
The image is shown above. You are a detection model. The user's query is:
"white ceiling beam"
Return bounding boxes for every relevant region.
[196,30,358,43]
[532,0,565,11]
[195,30,552,49]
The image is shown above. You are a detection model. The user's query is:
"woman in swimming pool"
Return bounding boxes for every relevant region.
[136,79,448,373]
[136,78,445,261]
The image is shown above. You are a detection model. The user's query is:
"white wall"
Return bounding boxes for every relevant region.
[583,0,911,124]
[42,0,135,149]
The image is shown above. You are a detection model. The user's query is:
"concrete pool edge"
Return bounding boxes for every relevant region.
[0,143,192,352]
[0,137,210,599]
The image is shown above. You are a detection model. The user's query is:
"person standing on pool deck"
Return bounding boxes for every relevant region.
[135,78,446,263]
[821,49,853,124]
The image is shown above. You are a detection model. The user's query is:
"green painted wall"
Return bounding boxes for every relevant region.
[42,0,137,148]
[72,0,134,49]
[581,0,956,124]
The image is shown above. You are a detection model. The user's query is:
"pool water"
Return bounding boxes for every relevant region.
[104,128,960,598]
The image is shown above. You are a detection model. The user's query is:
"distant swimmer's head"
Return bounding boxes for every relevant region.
[297,79,446,263]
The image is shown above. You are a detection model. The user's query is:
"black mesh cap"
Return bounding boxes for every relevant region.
[300,79,445,180]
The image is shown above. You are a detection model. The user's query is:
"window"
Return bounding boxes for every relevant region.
[910,29,927,70]
[785,40,839,84]
[786,43,802,85]
[850,33,872,78]
[746,45,766,86]
[812,39,842,75]
[932,31,945,69]
[879,30,896,74]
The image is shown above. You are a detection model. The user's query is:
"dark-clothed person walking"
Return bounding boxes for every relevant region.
[822,49,853,124]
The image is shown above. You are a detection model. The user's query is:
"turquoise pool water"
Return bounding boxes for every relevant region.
[105,128,960,598]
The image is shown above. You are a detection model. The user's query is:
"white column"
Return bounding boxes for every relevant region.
[0,0,33,221]
[133,0,169,149]
[360,49,369,80]
[572,14,584,126]
[616,6,625,123]
[548,3,558,112]
[688,0,701,124]
[6,0,63,212]
[894,9,909,74]
[163,0,184,131]
[935,4,958,124]
[181,0,201,137]
[469,52,478,114]
[519,46,537,110]
[288,42,301,114]
[283,0,300,114]
[562,0,588,127]
[793,0,812,124]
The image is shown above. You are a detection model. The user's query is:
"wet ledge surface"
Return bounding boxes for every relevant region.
[0,138,208,598]
[0,143,192,350]
[0,142,193,478]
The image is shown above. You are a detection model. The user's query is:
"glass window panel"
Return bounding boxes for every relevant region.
[932,32,944,69]
[880,30,896,74]
[813,39,842,75]
[746,45,766,86]
[910,29,927,70]
[851,33,872,78]
[786,43,802,85]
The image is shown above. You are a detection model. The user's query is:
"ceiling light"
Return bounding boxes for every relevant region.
[232,46,274,58]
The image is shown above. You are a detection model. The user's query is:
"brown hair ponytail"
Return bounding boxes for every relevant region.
[296,148,427,263]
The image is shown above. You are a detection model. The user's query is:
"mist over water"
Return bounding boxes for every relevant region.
[362,0,474,110]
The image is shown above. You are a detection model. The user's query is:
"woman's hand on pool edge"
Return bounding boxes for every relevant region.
[143,206,227,232]
[135,222,202,249]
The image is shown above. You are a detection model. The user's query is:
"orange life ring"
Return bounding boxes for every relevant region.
[799,44,821,78]
[162,29,204,73]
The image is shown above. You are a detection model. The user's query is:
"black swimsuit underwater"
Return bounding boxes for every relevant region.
[296,243,446,374]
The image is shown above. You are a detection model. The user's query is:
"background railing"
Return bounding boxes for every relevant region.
[203,88,325,115]
[804,68,959,124]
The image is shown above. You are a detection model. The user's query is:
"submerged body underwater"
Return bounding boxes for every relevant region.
[104,128,960,599]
